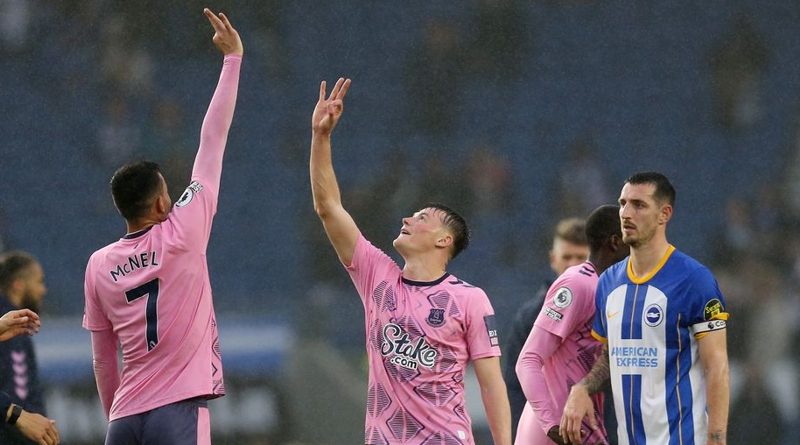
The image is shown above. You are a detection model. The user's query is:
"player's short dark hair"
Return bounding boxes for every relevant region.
[585,205,622,251]
[424,203,470,260]
[0,251,37,294]
[625,171,676,206]
[110,161,164,221]
[554,218,588,246]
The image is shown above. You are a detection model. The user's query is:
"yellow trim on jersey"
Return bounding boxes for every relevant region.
[627,244,676,284]
[591,330,607,343]
[694,312,730,339]
[710,312,729,321]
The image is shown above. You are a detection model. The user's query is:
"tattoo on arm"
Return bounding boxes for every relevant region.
[708,431,726,444]
[579,346,610,395]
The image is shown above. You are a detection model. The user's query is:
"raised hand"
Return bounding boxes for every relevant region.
[312,78,352,136]
[0,309,40,342]
[204,8,243,56]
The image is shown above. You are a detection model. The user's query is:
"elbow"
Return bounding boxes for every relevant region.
[313,198,339,221]
[313,202,331,220]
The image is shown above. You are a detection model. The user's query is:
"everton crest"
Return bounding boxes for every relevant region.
[426,308,446,327]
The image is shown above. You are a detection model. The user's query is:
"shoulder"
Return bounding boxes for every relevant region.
[555,263,598,290]
[0,298,13,313]
[598,258,628,285]
[442,275,491,305]
[87,244,115,268]
[667,250,717,286]
[352,233,399,269]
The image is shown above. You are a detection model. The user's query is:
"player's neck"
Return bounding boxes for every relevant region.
[125,218,160,236]
[588,253,611,275]
[630,236,670,278]
[401,255,447,282]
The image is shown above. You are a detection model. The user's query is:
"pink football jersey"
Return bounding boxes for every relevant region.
[83,55,241,421]
[516,262,607,445]
[346,234,501,445]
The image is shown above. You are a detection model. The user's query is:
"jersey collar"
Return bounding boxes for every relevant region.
[402,273,450,287]
[627,245,675,284]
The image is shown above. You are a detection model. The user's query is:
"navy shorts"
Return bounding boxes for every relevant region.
[105,397,211,445]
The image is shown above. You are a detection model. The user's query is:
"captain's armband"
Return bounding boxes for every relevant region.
[691,319,727,337]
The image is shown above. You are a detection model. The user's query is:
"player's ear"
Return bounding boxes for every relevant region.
[658,203,673,225]
[435,232,453,250]
[154,194,170,215]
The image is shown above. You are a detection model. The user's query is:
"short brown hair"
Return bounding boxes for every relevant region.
[554,218,588,246]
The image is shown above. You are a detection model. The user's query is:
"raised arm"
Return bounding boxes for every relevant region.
[474,357,512,445]
[192,9,243,193]
[698,329,729,445]
[310,78,360,266]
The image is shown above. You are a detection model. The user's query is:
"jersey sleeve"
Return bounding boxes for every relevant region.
[685,267,729,338]
[465,288,502,361]
[345,233,401,308]
[591,274,610,343]
[534,274,594,340]
[82,255,112,331]
[163,55,242,252]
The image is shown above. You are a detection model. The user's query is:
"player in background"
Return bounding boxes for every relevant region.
[0,304,57,445]
[561,172,730,445]
[504,218,589,439]
[0,251,50,444]
[515,205,628,445]
[310,78,511,445]
[82,9,242,445]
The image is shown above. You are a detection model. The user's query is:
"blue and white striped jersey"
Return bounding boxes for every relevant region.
[592,246,728,445]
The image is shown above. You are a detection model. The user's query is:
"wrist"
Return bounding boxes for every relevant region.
[6,404,21,425]
[311,128,332,138]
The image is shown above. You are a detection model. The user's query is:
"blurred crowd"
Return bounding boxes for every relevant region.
[1,1,799,443]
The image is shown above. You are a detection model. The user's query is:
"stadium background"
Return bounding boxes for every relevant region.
[1,0,798,443]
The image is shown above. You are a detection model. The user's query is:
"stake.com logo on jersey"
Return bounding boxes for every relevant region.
[381,323,438,370]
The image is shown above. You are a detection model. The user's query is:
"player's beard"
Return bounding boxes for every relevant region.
[623,225,655,249]
[20,291,41,314]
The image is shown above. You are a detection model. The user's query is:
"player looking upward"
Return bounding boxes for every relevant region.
[82,9,242,445]
[310,78,512,445]
[561,172,730,445]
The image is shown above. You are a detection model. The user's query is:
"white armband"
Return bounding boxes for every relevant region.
[691,319,727,336]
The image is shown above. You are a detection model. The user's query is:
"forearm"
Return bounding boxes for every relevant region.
[481,380,512,445]
[192,54,242,191]
[516,328,561,431]
[577,345,609,395]
[474,357,512,445]
[705,361,729,444]
[310,132,343,217]
[91,331,120,419]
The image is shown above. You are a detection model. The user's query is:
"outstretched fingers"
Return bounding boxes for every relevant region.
[336,78,352,101]
[328,77,345,100]
[319,81,327,102]
[204,8,225,33]
[218,12,235,32]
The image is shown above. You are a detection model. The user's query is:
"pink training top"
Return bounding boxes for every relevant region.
[346,234,501,445]
[82,55,241,421]
[516,262,607,445]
